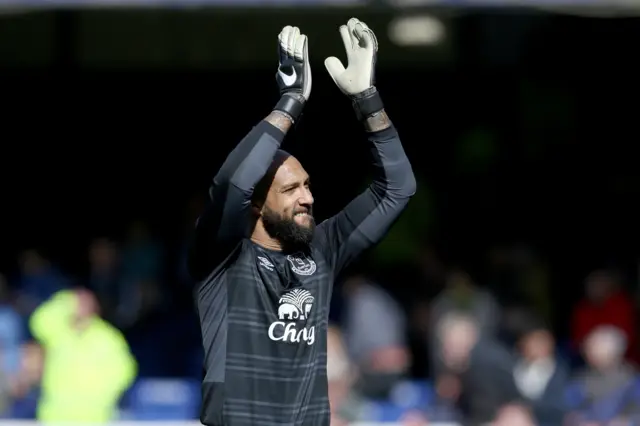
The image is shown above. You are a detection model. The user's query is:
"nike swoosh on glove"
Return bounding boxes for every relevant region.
[324,18,378,96]
[276,25,312,101]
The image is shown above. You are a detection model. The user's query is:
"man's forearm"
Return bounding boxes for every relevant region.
[264,110,294,134]
[315,124,416,274]
[368,126,416,198]
[266,92,304,134]
[363,109,392,133]
[190,97,299,276]
[215,96,298,187]
[202,98,297,230]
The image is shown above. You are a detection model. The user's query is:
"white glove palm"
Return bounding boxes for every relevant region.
[324,18,379,96]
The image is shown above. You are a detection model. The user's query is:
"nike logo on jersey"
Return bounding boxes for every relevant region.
[278,66,297,87]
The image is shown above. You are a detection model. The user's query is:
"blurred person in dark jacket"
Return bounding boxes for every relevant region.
[487,245,552,328]
[342,274,410,398]
[429,268,500,379]
[88,238,122,325]
[566,325,639,425]
[117,221,165,328]
[432,312,521,426]
[431,268,500,340]
[513,317,568,425]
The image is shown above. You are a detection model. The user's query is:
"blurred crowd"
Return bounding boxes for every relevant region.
[328,257,640,426]
[0,197,638,425]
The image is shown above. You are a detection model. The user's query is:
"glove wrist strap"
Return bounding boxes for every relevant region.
[274,94,305,123]
[351,87,384,121]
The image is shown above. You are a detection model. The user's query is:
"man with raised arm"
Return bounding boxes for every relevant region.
[189,18,416,426]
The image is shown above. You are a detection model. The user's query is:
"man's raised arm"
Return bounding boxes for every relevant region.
[189,26,312,279]
[317,108,415,274]
[318,18,416,274]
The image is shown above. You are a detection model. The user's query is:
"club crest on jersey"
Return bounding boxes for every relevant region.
[268,288,315,345]
[286,253,316,276]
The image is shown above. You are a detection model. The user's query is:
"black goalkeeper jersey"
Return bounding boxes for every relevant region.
[188,119,415,426]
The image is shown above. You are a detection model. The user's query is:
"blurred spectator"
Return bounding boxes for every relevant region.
[9,342,43,419]
[0,274,24,374]
[431,268,500,341]
[492,404,536,426]
[88,238,122,325]
[121,221,163,284]
[513,317,568,425]
[0,348,14,417]
[571,270,636,362]
[327,325,363,426]
[118,221,164,326]
[488,245,552,330]
[429,268,500,377]
[342,274,410,399]
[30,289,137,422]
[433,312,520,426]
[400,410,429,426]
[416,244,447,291]
[14,249,69,317]
[566,325,639,424]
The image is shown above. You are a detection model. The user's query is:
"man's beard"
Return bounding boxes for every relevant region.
[262,206,315,250]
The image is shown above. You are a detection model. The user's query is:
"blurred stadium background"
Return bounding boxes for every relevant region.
[0,0,639,425]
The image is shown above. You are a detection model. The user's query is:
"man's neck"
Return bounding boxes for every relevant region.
[250,222,283,251]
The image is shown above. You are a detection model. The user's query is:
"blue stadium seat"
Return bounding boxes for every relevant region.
[361,381,435,422]
[362,400,407,422]
[631,377,640,400]
[389,380,435,410]
[128,378,200,420]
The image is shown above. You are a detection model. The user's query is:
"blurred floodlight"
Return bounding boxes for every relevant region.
[388,15,445,46]
[388,0,436,6]
[389,0,450,6]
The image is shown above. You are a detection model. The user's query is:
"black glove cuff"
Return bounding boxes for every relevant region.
[274,94,305,123]
[351,87,384,121]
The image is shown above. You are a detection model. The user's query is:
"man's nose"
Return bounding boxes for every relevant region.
[300,188,314,206]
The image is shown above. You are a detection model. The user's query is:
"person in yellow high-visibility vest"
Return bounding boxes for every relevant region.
[30,289,137,423]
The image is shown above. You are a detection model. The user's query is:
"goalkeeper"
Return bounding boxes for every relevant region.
[189,18,415,426]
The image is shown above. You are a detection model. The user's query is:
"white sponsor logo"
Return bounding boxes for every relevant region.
[257,256,274,271]
[278,65,297,87]
[286,253,316,276]
[268,288,315,345]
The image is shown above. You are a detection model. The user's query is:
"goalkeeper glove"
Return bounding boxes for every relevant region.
[325,18,384,121]
[274,25,311,123]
